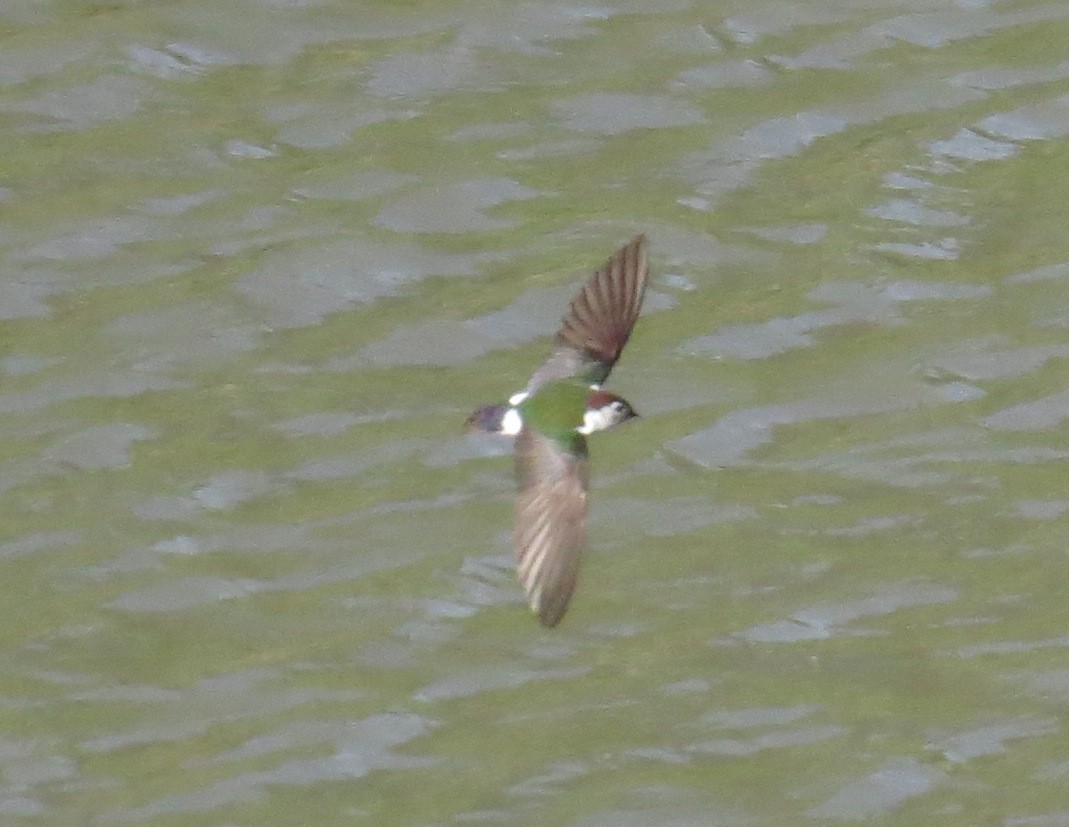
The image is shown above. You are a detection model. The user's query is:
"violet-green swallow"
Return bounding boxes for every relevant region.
[467,234,649,627]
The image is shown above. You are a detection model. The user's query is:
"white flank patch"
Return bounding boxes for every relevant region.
[501,407,523,436]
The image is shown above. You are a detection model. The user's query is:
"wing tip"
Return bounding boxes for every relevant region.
[534,596,569,628]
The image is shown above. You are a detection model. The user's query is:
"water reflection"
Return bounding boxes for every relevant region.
[2,0,1069,824]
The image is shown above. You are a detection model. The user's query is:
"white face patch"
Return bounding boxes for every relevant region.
[578,407,612,435]
[578,399,633,435]
[501,407,524,436]
[507,390,529,406]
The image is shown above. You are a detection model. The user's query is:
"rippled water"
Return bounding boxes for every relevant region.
[3,1,1069,824]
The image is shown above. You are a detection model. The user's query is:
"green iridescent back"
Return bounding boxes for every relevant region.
[518,381,589,448]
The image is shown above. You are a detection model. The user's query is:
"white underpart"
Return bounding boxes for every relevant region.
[500,407,523,436]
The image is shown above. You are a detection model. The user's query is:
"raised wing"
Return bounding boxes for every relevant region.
[513,427,589,627]
[526,234,649,393]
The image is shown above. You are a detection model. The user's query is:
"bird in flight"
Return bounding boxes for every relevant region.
[467,234,649,627]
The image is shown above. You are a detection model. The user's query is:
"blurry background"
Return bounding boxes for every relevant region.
[2,0,1069,823]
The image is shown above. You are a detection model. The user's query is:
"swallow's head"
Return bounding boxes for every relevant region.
[578,390,638,435]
